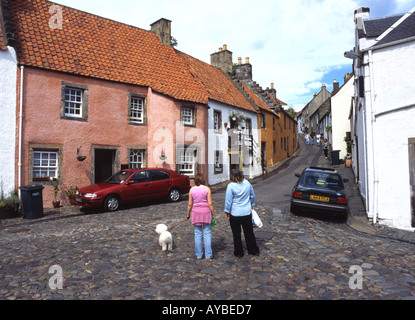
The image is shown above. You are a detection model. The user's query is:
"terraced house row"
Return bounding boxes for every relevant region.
[0,0,297,208]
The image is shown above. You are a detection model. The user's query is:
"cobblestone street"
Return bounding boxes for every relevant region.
[1,191,415,300]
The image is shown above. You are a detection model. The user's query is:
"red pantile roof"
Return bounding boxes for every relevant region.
[176,50,257,113]
[7,0,208,104]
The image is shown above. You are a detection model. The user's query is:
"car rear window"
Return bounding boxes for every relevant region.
[300,171,343,189]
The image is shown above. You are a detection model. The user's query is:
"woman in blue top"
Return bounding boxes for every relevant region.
[225,169,259,258]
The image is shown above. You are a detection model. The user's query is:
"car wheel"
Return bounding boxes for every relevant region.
[104,195,120,211]
[169,188,181,202]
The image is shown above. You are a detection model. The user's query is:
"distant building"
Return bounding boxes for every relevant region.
[301,84,331,135]
[331,75,354,159]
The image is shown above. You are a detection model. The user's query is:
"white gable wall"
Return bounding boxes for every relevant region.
[369,42,415,229]
[331,78,353,159]
[0,47,17,196]
[207,100,261,185]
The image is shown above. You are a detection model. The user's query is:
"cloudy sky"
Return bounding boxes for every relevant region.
[53,0,415,111]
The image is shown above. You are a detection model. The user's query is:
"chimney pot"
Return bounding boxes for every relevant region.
[223,44,227,50]
[238,57,242,65]
[246,57,250,64]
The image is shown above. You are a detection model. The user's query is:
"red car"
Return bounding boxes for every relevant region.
[75,168,191,211]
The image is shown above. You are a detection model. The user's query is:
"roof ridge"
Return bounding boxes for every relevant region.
[47,0,150,33]
[366,13,404,22]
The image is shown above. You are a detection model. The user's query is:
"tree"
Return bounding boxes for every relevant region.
[171,36,178,47]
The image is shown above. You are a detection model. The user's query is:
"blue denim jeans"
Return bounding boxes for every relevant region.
[194,224,212,259]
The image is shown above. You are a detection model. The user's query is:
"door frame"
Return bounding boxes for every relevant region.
[91,145,120,184]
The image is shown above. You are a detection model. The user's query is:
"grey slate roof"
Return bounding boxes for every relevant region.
[363,10,415,48]
[364,15,403,38]
[375,11,415,47]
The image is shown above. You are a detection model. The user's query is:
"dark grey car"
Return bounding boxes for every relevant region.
[290,167,349,217]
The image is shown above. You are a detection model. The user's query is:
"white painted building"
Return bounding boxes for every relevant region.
[208,101,261,185]
[349,7,415,230]
[0,43,17,196]
[331,76,354,159]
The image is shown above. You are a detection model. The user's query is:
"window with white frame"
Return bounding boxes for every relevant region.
[214,110,222,133]
[33,151,59,178]
[178,147,197,176]
[181,106,195,126]
[64,88,83,117]
[129,94,147,125]
[61,82,88,121]
[130,97,144,123]
[129,149,145,169]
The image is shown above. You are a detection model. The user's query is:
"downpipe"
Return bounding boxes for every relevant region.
[368,50,379,224]
[18,65,24,198]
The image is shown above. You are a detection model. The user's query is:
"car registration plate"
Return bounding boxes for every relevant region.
[310,195,330,202]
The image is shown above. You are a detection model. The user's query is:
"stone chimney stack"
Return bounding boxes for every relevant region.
[150,18,172,46]
[354,7,370,39]
[210,44,233,74]
[235,56,252,81]
[344,73,352,83]
[266,83,277,100]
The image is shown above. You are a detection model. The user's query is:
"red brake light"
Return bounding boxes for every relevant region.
[292,191,303,199]
[336,197,347,204]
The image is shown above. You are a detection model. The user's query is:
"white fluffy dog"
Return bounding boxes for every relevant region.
[155,224,173,251]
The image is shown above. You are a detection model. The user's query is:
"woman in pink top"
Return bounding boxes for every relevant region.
[186,174,215,259]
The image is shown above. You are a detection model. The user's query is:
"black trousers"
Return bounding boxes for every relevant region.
[229,214,259,257]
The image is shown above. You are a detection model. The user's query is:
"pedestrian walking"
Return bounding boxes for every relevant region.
[224,169,259,258]
[305,133,310,145]
[310,132,315,145]
[316,133,321,146]
[323,139,329,158]
[186,174,215,259]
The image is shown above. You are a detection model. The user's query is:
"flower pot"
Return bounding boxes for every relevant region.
[52,200,61,208]
[346,159,352,168]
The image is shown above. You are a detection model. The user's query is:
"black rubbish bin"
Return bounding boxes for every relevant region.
[19,185,44,219]
[331,150,341,166]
